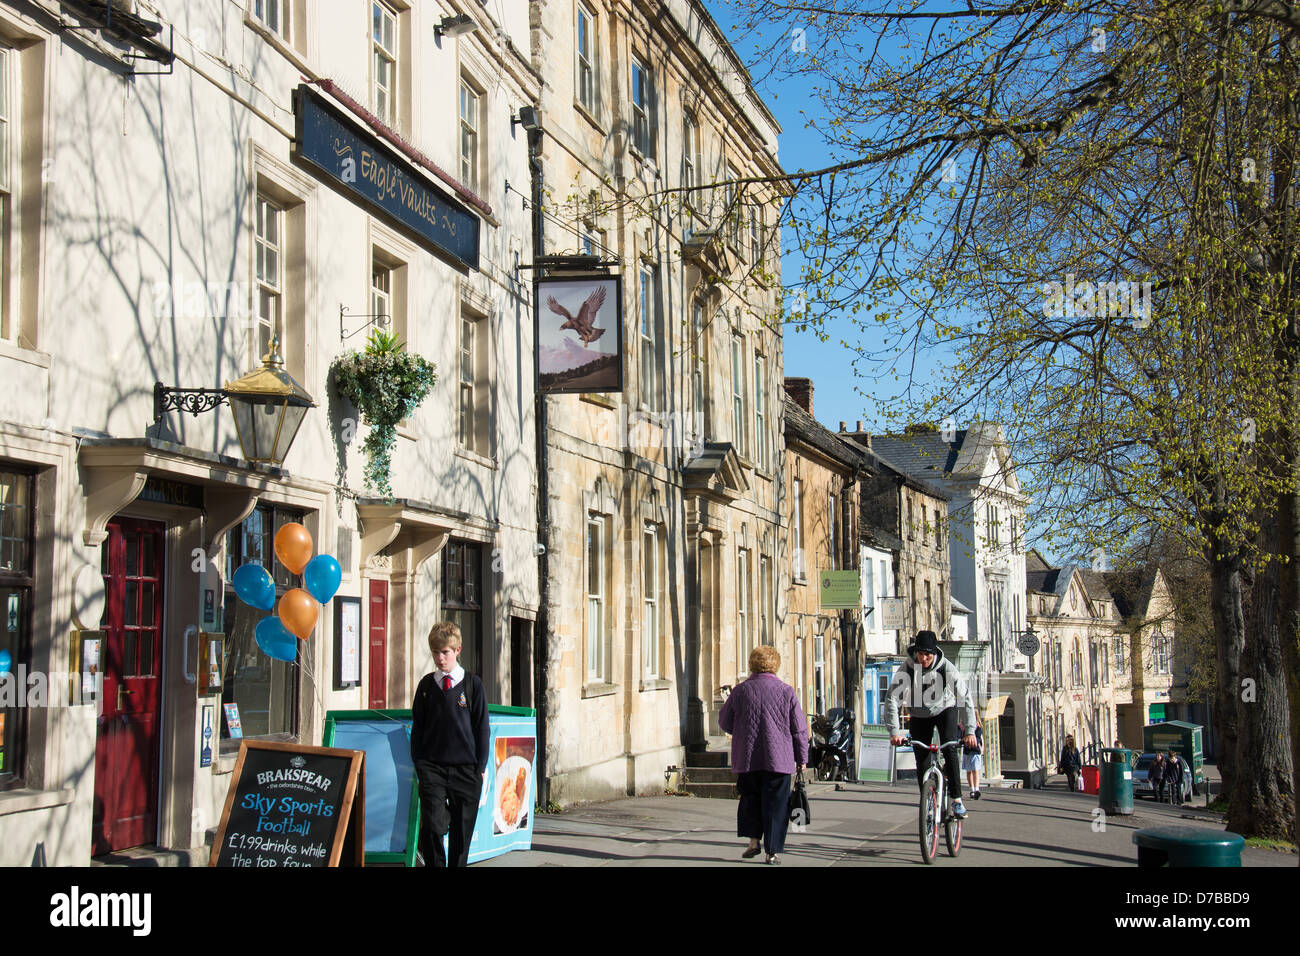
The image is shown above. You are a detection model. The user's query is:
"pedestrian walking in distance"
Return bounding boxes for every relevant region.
[1149,752,1166,801]
[718,645,808,865]
[1059,735,1082,791]
[962,717,984,800]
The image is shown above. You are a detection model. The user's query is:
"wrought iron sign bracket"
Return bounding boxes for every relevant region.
[340,305,392,341]
[154,382,228,426]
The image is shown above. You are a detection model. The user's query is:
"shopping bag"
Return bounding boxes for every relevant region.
[788,770,811,826]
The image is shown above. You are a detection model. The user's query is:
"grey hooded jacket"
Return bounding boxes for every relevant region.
[883,646,977,735]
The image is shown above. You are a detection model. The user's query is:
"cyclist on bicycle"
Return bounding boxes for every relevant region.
[885,630,978,819]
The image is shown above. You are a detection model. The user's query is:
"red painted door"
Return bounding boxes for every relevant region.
[94,518,165,855]
[368,580,388,709]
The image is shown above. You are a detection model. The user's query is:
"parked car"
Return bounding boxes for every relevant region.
[1132,752,1193,802]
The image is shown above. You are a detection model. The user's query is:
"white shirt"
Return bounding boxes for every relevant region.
[436,664,465,689]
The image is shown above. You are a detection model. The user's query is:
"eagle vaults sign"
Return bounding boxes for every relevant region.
[293,85,480,271]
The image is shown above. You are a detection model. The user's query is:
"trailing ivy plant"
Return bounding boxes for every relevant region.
[332,329,437,497]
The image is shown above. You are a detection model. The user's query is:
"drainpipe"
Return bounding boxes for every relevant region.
[528,121,551,809]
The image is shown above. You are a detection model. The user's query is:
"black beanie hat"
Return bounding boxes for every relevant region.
[908,630,940,656]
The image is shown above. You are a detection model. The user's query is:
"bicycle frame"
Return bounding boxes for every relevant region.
[905,737,963,863]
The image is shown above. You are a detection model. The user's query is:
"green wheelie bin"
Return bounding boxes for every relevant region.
[1133,826,1245,866]
[1099,748,1134,815]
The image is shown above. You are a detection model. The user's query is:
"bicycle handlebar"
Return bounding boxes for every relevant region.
[898,737,964,752]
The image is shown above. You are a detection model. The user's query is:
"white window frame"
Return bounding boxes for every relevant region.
[724,163,742,248]
[631,57,652,157]
[828,492,838,570]
[691,298,707,441]
[459,77,480,192]
[587,515,606,683]
[760,554,772,646]
[252,0,289,40]
[753,352,767,470]
[576,4,597,113]
[254,195,283,364]
[683,113,698,196]
[643,524,659,680]
[371,0,398,127]
[792,478,804,578]
[731,334,746,458]
[796,635,806,711]
[371,260,391,331]
[639,265,659,409]
[737,548,750,675]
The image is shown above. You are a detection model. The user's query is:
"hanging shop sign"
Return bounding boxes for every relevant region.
[535,275,623,394]
[293,85,480,271]
[879,597,907,630]
[819,570,861,609]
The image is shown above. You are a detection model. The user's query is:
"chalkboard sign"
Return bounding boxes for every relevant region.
[210,741,365,867]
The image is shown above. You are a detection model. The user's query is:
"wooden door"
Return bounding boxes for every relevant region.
[368,580,388,709]
[93,518,165,854]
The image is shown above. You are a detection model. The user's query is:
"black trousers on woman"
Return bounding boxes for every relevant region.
[908,708,963,800]
[736,771,793,855]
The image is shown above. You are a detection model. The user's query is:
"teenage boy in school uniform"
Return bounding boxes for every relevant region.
[411,621,490,868]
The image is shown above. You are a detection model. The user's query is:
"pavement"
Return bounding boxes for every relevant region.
[479,775,1296,867]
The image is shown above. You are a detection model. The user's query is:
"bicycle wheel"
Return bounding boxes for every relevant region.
[918,776,940,864]
[945,808,962,857]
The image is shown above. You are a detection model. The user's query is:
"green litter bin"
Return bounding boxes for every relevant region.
[1099,748,1134,815]
[1133,826,1244,867]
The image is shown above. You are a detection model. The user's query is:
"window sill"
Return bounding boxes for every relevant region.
[580,393,617,410]
[0,339,51,368]
[582,681,618,700]
[397,421,417,442]
[573,100,606,135]
[243,15,311,75]
[793,572,808,586]
[455,446,496,469]
[0,785,75,817]
[639,678,671,693]
[628,146,658,174]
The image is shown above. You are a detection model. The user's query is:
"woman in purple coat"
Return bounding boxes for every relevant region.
[718,645,809,864]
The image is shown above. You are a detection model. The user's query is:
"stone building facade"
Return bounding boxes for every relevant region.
[1105,568,1177,748]
[871,424,1041,785]
[1026,554,1120,768]
[0,0,539,863]
[843,426,951,647]
[782,390,864,718]
[528,0,785,803]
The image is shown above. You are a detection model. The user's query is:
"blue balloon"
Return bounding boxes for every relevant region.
[255,616,298,663]
[232,563,276,611]
[0,649,11,675]
[303,554,342,604]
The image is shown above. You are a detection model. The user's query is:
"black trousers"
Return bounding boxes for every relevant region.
[908,709,962,800]
[415,761,481,868]
[736,771,793,855]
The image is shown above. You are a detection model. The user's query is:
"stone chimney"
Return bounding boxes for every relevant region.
[783,377,813,415]
[841,422,873,452]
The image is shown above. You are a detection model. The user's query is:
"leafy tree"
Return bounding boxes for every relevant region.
[725,0,1299,839]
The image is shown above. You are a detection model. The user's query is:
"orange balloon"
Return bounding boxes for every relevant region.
[274,522,313,576]
[279,588,318,640]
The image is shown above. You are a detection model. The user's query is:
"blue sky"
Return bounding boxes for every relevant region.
[708,3,954,436]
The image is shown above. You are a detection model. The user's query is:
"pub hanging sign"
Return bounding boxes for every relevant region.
[292,85,480,271]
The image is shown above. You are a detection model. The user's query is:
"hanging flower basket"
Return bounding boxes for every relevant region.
[332,330,437,497]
